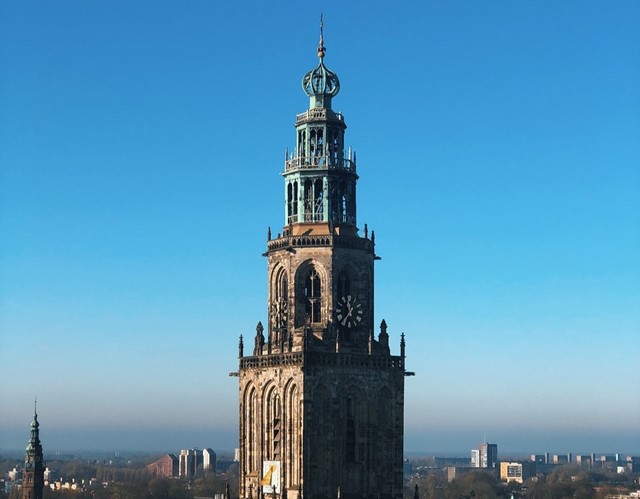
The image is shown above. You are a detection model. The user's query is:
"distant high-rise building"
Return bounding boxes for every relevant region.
[575,455,592,468]
[530,454,546,464]
[482,443,498,468]
[471,442,498,469]
[203,448,216,473]
[179,449,203,478]
[22,405,45,499]
[471,449,481,468]
[500,462,534,484]
[553,454,568,464]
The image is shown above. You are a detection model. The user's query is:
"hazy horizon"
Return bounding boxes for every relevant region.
[1,425,637,457]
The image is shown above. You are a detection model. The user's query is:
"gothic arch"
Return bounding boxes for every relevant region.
[294,260,327,327]
[262,382,281,461]
[283,379,301,489]
[243,383,259,474]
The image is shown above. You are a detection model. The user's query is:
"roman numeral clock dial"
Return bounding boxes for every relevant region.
[335,295,364,329]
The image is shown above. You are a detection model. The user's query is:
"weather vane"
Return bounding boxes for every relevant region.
[318,13,325,59]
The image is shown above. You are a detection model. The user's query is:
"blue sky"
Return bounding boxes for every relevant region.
[1,0,639,455]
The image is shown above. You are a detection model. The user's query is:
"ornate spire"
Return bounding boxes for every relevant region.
[302,15,340,103]
[26,400,41,453]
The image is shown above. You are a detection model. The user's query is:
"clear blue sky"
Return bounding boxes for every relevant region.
[1,0,639,455]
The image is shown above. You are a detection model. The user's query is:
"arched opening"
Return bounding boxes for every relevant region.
[298,130,306,159]
[287,183,293,223]
[303,266,322,324]
[285,382,301,489]
[314,179,323,222]
[244,385,257,473]
[304,179,313,222]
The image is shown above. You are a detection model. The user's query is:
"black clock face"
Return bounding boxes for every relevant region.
[335,295,363,328]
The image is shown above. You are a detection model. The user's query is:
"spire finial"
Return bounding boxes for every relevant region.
[318,13,326,59]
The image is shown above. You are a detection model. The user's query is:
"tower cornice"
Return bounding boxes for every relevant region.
[266,233,374,255]
[239,350,404,371]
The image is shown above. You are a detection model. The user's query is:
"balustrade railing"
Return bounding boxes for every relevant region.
[267,233,374,252]
[240,350,403,370]
[295,109,344,124]
[285,155,356,173]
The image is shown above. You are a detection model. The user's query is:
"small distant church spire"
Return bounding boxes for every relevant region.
[22,401,44,499]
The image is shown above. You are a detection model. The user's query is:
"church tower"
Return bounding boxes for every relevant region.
[22,405,45,499]
[238,21,406,499]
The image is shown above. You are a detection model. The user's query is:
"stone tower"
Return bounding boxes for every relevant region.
[238,22,406,499]
[22,404,45,499]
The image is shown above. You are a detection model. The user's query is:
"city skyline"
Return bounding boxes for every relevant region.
[1,1,639,454]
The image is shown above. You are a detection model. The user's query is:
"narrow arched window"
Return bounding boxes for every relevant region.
[278,274,288,302]
[341,182,348,224]
[309,129,316,158]
[246,387,256,472]
[304,180,313,222]
[298,130,306,159]
[287,183,293,223]
[272,271,288,332]
[316,129,324,158]
[273,394,281,459]
[304,267,322,323]
[314,179,323,222]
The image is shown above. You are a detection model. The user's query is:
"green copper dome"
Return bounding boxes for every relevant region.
[302,57,340,98]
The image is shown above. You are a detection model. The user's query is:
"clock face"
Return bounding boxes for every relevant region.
[335,295,364,329]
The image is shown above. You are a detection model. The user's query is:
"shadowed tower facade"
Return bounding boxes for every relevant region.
[238,23,406,499]
[22,405,44,499]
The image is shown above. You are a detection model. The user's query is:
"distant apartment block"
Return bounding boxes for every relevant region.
[626,456,640,473]
[575,455,592,467]
[553,453,572,464]
[146,454,178,478]
[471,442,498,468]
[470,449,480,468]
[179,449,203,478]
[530,454,546,464]
[203,448,216,473]
[500,462,535,484]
